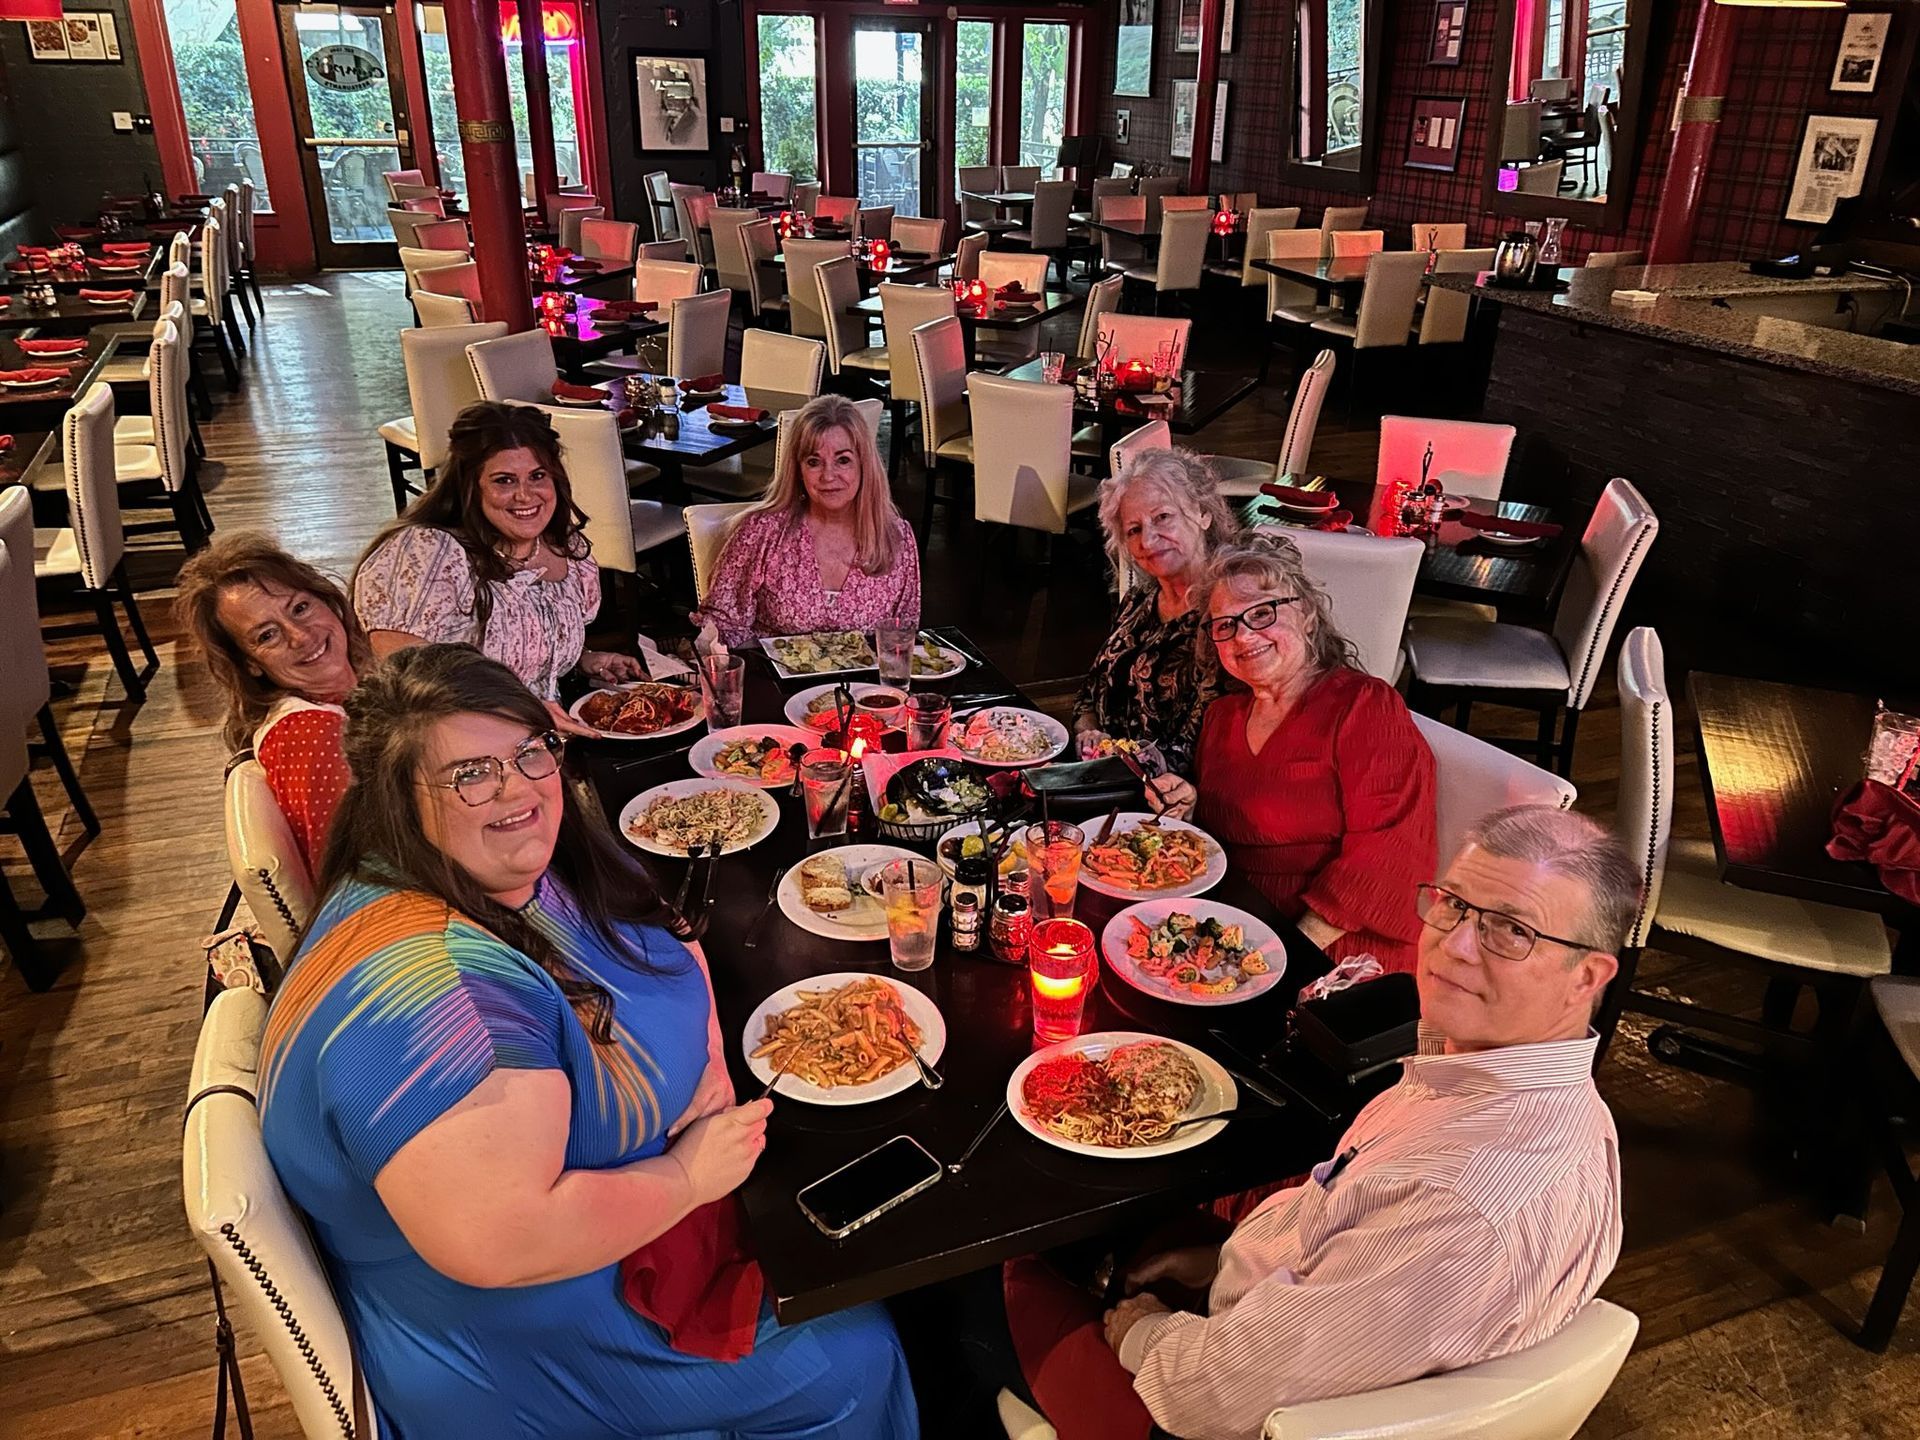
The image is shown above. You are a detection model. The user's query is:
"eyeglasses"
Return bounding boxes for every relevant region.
[1205,596,1299,644]
[1415,883,1591,962]
[426,731,566,807]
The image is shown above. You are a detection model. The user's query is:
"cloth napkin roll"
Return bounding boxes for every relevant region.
[17,338,88,356]
[78,288,136,302]
[550,379,608,403]
[0,366,74,383]
[1259,482,1338,509]
[681,373,726,392]
[101,242,151,257]
[706,403,766,423]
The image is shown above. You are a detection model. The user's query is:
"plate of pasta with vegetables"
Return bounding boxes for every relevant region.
[1100,899,1286,1006]
[1008,1032,1236,1158]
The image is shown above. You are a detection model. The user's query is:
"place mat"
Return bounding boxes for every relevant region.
[1455,512,1562,541]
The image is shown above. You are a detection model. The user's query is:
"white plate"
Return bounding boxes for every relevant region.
[1474,530,1546,549]
[1268,497,1338,515]
[551,390,608,407]
[783,680,906,731]
[1008,1032,1237,1159]
[687,724,818,788]
[682,385,727,402]
[948,707,1069,768]
[84,295,133,305]
[1101,899,1287,1006]
[618,777,779,857]
[0,376,62,389]
[931,819,1028,879]
[708,412,766,431]
[1079,812,1228,901]
[761,631,878,679]
[567,682,705,741]
[908,638,967,681]
[742,972,947,1106]
[775,843,927,941]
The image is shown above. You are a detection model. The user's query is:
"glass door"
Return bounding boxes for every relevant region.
[852,19,933,217]
[278,2,416,267]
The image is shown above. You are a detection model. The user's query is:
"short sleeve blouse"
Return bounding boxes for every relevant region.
[696,509,920,647]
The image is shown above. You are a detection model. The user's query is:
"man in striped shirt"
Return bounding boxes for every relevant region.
[1094,805,1637,1440]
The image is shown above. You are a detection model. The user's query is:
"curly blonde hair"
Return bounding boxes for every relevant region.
[1095,447,1241,594]
[1196,532,1359,676]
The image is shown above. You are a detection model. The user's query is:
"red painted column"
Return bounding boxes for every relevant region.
[443,0,532,329]
[1185,0,1224,193]
[1647,0,1739,264]
[517,0,561,206]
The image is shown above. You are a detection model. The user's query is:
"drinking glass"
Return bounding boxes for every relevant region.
[698,653,745,730]
[800,749,853,839]
[877,858,944,972]
[1025,821,1085,922]
[875,625,915,685]
[1029,918,1095,1041]
[905,691,952,751]
[1039,350,1066,384]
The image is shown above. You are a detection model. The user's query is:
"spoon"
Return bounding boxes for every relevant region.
[910,1048,945,1091]
[787,742,809,798]
[948,1101,1008,1175]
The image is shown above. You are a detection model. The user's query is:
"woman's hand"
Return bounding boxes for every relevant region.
[1146,773,1197,820]
[1076,726,1113,760]
[544,698,595,738]
[582,649,646,685]
[668,1056,736,1139]
[1124,1244,1221,1294]
[668,1098,774,1206]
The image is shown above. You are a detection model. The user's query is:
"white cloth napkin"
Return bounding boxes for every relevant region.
[636,634,693,680]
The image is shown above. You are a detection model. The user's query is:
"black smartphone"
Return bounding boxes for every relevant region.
[796,1136,943,1240]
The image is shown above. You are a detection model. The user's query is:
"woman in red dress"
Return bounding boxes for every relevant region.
[1150,533,1435,970]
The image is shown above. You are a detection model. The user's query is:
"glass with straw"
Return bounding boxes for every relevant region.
[878,858,944,972]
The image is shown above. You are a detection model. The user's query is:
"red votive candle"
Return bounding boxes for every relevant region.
[1029,918,1095,1041]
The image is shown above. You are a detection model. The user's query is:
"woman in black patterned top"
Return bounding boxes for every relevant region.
[1074,449,1241,774]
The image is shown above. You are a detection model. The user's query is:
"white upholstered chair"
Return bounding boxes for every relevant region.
[192,214,242,387]
[1418,248,1497,345]
[967,373,1094,535]
[1124,209,1210,307]
[751,170,793,200]
[1291,528,1423,683]
[1075,274,1126,365]
[411,291,475,327]
[380,321,507,511]
[910,315,974,535]
[1222,206,1301,287]
[880,283,956,478]
[685,502,755,602]
[1318,205,1370,251]
[977,252,1050,296]
[950,230,987,282]
[1311,249,1426,352]
[857,205,895,241]
[383,166,426,199]
[667,289,732,381]
[1002,180,1074,287]
[815,194,859,226]
[223,757,315,963]
[1378,416,1517,502]
[707,208,759,295]
[767,398,884,491]
[1210,349,1336,496]
[891,215,946,253]
[638,239,688,262]
[579,217,639,265]
[791,181,822,217]
[466,329,558,403]
[1138,176,1182,227]
[413,262,481,306]
[387,205,436,248]
[680,331,827,498]
[780,237,848,342]
[816,256,890,380]
[1106,418,1170,480]
[1095,313,1190,369]
[113,320,211,551]
[1410,222,1469,251]
[397,244,468,292]
[1411,713,1577,868]
[644,170,677,240]
[1000,164,1042,192]
[738,219,788,323]
[1266,227,1333,327]
[958,166,1003,233]
[632,257,704,306]
[1096,194,1149,276]
[538,405,684,579]
[412,218,470,252]
[1585,250,1645,268]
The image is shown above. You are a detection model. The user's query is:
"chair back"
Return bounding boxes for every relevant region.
[637,239,688,262]
[978,252,1048,296]
[1096,194,1147,270]
[414,261,480,304]
[1097,312,1190,369]
[223,757,316,961]
[1418,248,1496,344]
[644,169,678,240]
[386,207,434,248]
[547,190,598,230]
[1291,528,1422,682]
[1222,191,1259,212]
[1351,250,1427,349]
[957,166,1000,226]
[708,208,760,293]
[1107,418,1170,479]
[383,166,426,199]
[739,220,784,317]
[1412,714,1577,865]
[162,259,191,311]
[815,256,871,374]
[412,219,470,252]
[968,373,1074,533]
[1377,416,1516,502]
[857,205,895,241]
[1138,176,1182,226]
[781,238,848,341]
[399,195,446,217]
[1265,227,1324,315]
[0,489,49,725]
[667,288,732,380]
[183,988,382,1440]
[952,231,987,281]
[791,180,822,216]
[741,328,825,397]
[815,194,859,225]
[881,284,956,403]
[632,257,704,306]
[1090,176,1135,207]
[685,502,755,601]
[752,171,793,200]
[1330,228,1385,259]
[556,205,602,253]
[465,328,557,404]
[1584,250,1644,268]
[402,321,506,472]
[1076,274,1126,360]
[668,184,709,262]
[1318,204,1370,250]
[1551,477,1658,710]
[1411,222,1469,251]
[1000,164,1042,192]
[1025,180,1074,250]
[146,321,190,493]
[537,404,638,573]
[1276,349,1336,477]
[222,185,247,271]
[891,215,946,253]
[579,217,639,265]
[412,291,474,327]
[770,397,883,481]
[1154,209,1210,292]
[199,216,225,323]
[1516,160,1564,194]
[1239,206,1301,285]
[1615,626,1670,947]
[910,316,970,465]
[238,177,259,261]
[1160,195,1212,213]
[398,244,468,292]
[1264,1302,1635,1440]
[60,383,125,589]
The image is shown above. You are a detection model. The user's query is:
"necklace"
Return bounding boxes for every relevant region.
[498,538,542,570]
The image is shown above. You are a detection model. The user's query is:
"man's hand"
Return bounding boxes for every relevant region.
[1125,1244,1221,1294]
[1104,1292,1172,1354]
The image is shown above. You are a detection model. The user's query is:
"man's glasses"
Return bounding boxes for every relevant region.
[1205,596,1300,644]
[427,731,566,807]
[1415,883,1591,962]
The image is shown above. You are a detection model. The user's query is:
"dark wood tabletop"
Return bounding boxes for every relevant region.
[1688,672,1912,920]
[0,334,115,428]
[772,250,951,286]
[576,380,812,475]
[532,258,635,296]
[575,630,1344,1322]
[848,287,1077,332]
[0,288,146,334]
[961,190,1035,209]
[1004,356,1261,438]
[535,296,664,370]
[0,428,53,490]
[2,245,168,294]
[1254,255,1372,295]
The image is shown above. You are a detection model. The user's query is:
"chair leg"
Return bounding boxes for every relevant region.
[223,308,246,357]
[188,413,207,460]
[1592,945,1640,1071]
[171,488,210,553]
[36,704,99,837]
[207,328,240,389]
[1535,703,1558,765]
[9,777,84,926]
[1454,696,1473,730]
[93,590,147,702]
[385,441,416,514]
[886,400,905,485]
[1557,706,1582,777]
[187,348,214,419]
[232,280,256,329]
[116,565,160,674]
[1861,1190,1920,1351]
[247,266,265,312]
[0,868,60,991]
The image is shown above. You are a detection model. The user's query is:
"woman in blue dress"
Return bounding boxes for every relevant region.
[258,643,918,1439]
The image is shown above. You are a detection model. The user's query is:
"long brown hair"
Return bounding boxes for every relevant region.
[742,393,902,573]
[173,531,372,750]
[354,401,592,636]
[316,644,679,1042]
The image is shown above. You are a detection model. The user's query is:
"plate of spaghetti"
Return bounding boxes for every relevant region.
[568,681,704,740]
[619,778,779,857]
[1008,1032,1235,1158]
[743,974,946,1105]
[1079,814,1227,900]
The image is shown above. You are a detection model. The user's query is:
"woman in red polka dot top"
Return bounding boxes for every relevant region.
[176,534,371,871]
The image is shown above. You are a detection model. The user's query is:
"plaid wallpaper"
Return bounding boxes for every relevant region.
[1094,0,1901,263]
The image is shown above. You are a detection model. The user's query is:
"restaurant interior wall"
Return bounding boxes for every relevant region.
[0,59,43,256]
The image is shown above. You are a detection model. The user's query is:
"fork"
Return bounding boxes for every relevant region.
[671,841,708,926]
[742,869,783,949]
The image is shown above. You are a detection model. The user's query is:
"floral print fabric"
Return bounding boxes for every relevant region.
[1073,587,1222,774]
[698,509,921,647]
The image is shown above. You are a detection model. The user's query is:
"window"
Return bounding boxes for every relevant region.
[758,14,820,183]
[954,20,993,185]
[1018,22,1069,172]
[159,0,270,208]
[420,4,585,196]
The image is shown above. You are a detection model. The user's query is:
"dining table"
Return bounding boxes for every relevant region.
[1004,356,1261,441]
[1,244,170,295]
[1080,212,1246,265]
[531,257,635,300]
[0,333,117,430]
[0,288,146,335]
[555,376,812,489]
[769,247,952,290]
[534,296,666,372]
[845,287,1078,359]
[1253,254,1373,307]
[571,628,1353,1322]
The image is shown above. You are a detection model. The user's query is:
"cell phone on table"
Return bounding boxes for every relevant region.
[797,1136,943,1240]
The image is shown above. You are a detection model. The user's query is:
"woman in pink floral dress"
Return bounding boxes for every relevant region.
[697,395,920,646]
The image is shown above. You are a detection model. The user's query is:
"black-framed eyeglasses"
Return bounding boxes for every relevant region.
[1205,596,1300,644]
[1415,883,1591,962]
[426,731,566,807]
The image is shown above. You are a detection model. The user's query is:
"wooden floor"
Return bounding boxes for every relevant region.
[2,273,1916,1438]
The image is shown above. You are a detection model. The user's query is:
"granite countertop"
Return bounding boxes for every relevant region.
[1429,260,1920,396]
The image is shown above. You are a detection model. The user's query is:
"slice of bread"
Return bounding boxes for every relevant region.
[799,854,853,913]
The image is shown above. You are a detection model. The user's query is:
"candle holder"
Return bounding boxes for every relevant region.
[1028,918,1095,1041]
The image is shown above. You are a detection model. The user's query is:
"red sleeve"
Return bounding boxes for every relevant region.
[256,708,352,874]
[1299,677,1436,949]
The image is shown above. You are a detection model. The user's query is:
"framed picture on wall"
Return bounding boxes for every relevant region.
[1406,96,1467,171]
[1784,114,1878,224]
[1430,1,1468,66]
[22,14,122,63]
[1174,0,1234,54]
[1830,11,1889,93]
[1170,79,1227,162]
[24,19,67,59]
[1115,0,1154,97]
[632,52,710,153]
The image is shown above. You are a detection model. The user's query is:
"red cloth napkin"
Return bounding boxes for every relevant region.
[17,245,50,257]
[1455,511,1563,541]
[597,299,657,318]
[565,257,604,272]
[0,367,74,383]
[618,1199,763,1362]
[1260,482,1337,509]
[101,242,151,257]
[707,403,767,423]
[0,435,15,451]
[17,338,87,356]
[79,288,136,302]
[1829,780,1920,906]
[681,373,726,392]
[550,379,607,402]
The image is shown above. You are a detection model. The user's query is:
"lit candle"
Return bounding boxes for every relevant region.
[1028,919,1095,1041]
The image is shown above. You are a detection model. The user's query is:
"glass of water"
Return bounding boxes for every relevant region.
[698,653,745,730]
[877,858,944,972]
[1040,350,1066,384]
[875,626,916,685]
[800,749,853,839]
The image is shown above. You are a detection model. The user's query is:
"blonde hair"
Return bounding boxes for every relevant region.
[1096,447,1241,594]
[744,394,902,573]
[1197,532,1359,675]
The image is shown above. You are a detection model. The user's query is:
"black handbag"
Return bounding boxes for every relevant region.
[1019,758,1146,820]
[1287,972,1421,1081]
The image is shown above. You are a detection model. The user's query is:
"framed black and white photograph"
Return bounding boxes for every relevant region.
[1429,0,1468,66]
[632,52,709,153]
[1174,0,1234,54]
[1785,114,1878,224]
[1115,0,1154,97]
[1830,11,1889,93]
[1170,79,1227,162]
[1406,95,1466,171]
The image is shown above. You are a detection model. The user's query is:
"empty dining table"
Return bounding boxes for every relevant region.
[1253,253,1373,306]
